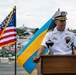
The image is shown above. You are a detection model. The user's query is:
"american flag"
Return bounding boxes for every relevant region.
[0,6,16,47]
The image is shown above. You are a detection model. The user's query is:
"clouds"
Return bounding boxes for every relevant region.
[0,0,76,29]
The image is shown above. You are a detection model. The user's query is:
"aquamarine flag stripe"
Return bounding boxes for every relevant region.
[23,48,48,74]
[17,18,52,57]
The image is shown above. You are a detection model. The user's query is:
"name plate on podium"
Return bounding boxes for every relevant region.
[40,55,76,75]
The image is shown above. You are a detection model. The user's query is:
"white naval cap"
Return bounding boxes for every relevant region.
[53,11,67,20]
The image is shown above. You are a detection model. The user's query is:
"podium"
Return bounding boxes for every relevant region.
[37,55,76,75]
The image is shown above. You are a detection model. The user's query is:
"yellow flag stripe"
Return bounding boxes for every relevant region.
[17,30,47,65]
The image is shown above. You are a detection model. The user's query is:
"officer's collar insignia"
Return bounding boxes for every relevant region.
[52,37,57,40]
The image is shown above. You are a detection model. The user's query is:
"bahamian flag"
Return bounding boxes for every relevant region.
[17,17,56,75]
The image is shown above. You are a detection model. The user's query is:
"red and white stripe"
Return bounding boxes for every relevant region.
[0,26,16,47]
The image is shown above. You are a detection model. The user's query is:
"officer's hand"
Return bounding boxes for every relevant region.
[46,40,51,43]
[73,49,76,55]
[32,55,41,63]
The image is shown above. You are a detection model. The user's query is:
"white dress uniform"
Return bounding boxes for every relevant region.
[41,27,76,55]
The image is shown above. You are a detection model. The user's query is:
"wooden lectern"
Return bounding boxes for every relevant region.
[37,55,76,75]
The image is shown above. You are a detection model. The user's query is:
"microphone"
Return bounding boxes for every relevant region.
[46,40,54,55]
[46,40,54,48]
[65,37,73,47]
[65,36,75,54]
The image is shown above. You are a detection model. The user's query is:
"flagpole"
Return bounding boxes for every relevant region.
[14,6,17,75]
[15,42,17,75]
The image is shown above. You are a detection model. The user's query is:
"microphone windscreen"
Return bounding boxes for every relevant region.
[65,36,71,43]
[46,41,54,48]
[66,39,70,43]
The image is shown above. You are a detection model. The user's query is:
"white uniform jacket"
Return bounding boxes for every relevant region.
[41,27,76,55]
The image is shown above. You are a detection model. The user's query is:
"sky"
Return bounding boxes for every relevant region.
[0,0,76,29]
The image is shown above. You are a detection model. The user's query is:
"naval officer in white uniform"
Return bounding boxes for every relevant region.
[33,10,76,63]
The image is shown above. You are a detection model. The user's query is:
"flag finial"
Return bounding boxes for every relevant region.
[58,8,60,11]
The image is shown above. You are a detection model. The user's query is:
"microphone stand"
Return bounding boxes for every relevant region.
[71,44,74,55]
